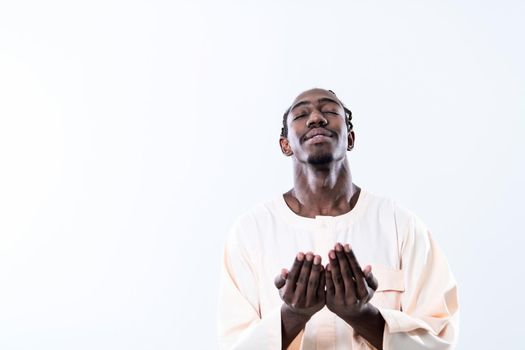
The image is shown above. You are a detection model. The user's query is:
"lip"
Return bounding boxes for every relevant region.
[304,128,334,141]
[308,135,331,143]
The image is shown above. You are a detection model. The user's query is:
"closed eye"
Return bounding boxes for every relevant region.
[293,114,307,120]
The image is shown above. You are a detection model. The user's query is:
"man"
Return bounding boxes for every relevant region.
[218,88,459,349]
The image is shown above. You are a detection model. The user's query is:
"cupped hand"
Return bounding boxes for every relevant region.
[274,252,326,319]
[325,243,379,320]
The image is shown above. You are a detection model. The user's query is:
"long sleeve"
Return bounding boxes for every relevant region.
[377,211,459,350]
[217,193,459,349]
[217,220,286,349]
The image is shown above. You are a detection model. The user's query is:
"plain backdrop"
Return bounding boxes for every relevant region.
[1,0,524,349]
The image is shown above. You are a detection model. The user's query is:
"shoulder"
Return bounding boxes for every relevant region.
[360,189,397,215]
[361,189,410,224]
[227,196,283,247]
[362,189,430,242]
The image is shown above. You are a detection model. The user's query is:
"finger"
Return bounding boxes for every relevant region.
[363,265,379,291]
[335,243,357,300]
[294,252,314,304]
[344,244,365,279]
[328,249,345,297]
[325,263,335,296]
[283,253,304,301]
[344,244,368,300]
[306,255,322,303]
[317,266,326,299]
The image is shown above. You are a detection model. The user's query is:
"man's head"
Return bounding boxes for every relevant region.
[279,88,355,166]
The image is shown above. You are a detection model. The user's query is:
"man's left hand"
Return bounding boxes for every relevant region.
[325,242,379,320]
[325,242,385,349]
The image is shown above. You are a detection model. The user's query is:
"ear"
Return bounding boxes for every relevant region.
[347,130,355,151]
[279,136,293,156]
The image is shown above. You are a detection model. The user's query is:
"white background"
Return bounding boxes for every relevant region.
[1,0,523,349]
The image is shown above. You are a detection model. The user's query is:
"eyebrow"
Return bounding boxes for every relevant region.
[290,97,342,112]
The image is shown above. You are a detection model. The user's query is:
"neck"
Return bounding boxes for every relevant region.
[285,157,360,218]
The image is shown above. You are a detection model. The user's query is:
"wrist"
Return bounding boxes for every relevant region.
[341,304,380,325]
[281,303,312,323]
[280,304,311,350]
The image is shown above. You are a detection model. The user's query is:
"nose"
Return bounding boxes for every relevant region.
[306,109,328,128]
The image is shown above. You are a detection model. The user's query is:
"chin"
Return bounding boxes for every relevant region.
[306,153,334,165]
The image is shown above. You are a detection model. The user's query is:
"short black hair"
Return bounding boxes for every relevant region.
[280,90,353,138]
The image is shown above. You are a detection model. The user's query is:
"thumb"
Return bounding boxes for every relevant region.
[363,265,379,291]
[274,268,288,289]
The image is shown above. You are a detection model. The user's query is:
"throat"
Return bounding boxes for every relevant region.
[284,185,361,218]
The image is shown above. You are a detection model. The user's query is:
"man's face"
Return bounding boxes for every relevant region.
[280,88,354,165]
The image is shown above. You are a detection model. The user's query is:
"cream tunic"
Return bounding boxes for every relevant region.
[218,189,459,349]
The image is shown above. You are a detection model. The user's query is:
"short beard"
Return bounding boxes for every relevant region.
[307,153,334,165]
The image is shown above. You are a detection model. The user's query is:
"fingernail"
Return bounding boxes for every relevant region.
[297,252,304,261]
[329,250,336,259]
[344,243,350,252]
[313,255,321,265]
[306,252,313,261]
[335,244,342,252]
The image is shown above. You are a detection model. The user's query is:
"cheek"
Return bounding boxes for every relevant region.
[289,138,303,152]
[287,128,305,147]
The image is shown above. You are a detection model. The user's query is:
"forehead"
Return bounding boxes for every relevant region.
[290,88,342,109]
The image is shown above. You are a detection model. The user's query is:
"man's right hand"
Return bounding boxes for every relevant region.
[275,252,326,349]
[274,252,326,319]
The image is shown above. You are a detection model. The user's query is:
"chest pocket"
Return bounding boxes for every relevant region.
[369,264,405,311]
